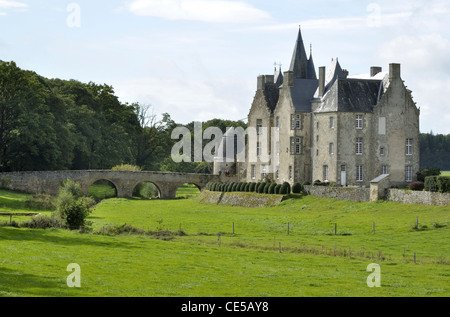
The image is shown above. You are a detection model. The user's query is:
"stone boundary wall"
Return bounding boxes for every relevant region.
[387,189,450,206]
[303,185,370,202]
[197,191,287,208]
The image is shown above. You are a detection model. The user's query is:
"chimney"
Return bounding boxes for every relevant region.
[284,71,294,87]
[342,69,349,78]
[370,66,382,77]
[257,75,275,90]
[389,64,401,81]
[318,66,326,97]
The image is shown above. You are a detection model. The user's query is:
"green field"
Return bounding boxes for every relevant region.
[0,188,449,297]
[442,171,450,177]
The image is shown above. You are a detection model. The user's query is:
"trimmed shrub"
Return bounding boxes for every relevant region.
[257,183,265,194]
[292,182,303,194]
[408,181,424,191]
[280,182,291,195]
[417,167,441,182]
[263,183,271,194]
[268,183,277,194]
[249,182,256,192]
[274,184,282,194]
[424,176,438,192]
[231,182,238,192]
[244,183,250,192]
[437,176,450,193]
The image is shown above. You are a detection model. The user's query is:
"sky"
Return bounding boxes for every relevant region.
[0,0,449,134]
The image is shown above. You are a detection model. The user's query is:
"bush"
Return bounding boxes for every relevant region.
[275,184,282,194]
[280,182,291,195]
[263,183,271,194]
[25,194,56,210]
[20,214,66,229]
[59,197,94,230]
[292,183,303,194]
[268,183,277,194]
[303,181,311,186]
[59,179,83,198]
[408,181,424,191]
[424,176,438,192]
[112,164,142,171]
[437,176,450,193]
[133,182,159,199]
[256,183,265,194]
[248,182,255,192]
[244,183,250,192]
[417,167,441,182]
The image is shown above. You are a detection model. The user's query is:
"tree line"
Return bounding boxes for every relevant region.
[0,60,246,173]
[420,132,450,171]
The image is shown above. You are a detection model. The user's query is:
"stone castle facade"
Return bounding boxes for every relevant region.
[215,28,420,187]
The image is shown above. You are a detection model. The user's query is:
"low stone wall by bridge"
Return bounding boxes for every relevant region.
[303,185,370,202]
[0,170,228,199]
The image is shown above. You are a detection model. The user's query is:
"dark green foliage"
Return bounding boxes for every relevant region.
[280,182,291,195]
[24,194,56,210]
[249,182,256,192]
[263,183,271,194]
[292,183,303,194]
[416,167,441,182]
[408,182,424,191]
[424,176,438,192]
[20,215,67,229]
[244,183,250,192]
[420,133,450,170]
[268,183,277,194]
[256,183,264,194]
[437,176,450,193]
[275,184,282,194]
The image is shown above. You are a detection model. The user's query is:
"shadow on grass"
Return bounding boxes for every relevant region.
[0,267,70,297]
[0,227,145,250]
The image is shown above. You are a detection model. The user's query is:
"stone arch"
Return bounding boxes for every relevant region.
[175,182,202,198]
[131,181,162,199]
[87,179,118,199]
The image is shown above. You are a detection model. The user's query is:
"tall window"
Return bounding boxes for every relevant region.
[295,138,302,154]
[382,165,388,175]
[330,117,335,129]
[406,166,413,182]
[276,116,280,130]
[323,165,329,182]
[329,142,334,155]
[295,114,302,130]
[289,166,293,180]
[276,141,280,156]
[251,165,256,180]
[380,147,385,156]
[356,115,363,129]
[356,138,363,155]
[276,166,279,180]
[257,142,262,157]
[406,139,413,155]
[261,165,267,179]
[291,115,295,130]
[257,119,263,135]
[356,165,363,182]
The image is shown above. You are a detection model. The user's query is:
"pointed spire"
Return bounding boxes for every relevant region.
[307,43,317,80]
[289,26,309,79]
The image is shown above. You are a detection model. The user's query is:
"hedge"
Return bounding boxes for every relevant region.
[437,176,450,193]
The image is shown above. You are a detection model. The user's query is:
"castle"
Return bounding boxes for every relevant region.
[215,28,420,187]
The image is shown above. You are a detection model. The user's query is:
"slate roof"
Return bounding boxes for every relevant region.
[290,78,319,112]
[315,78,383,113]
[264,82,280,113]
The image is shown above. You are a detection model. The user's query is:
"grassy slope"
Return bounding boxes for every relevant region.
[0,189,449,297]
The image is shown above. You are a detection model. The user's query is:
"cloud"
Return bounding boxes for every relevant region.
[125,0,271,23]
[0,0,27,9]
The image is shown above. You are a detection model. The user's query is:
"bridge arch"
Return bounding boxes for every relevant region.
[175,183,202,198]
[132,181,162,199]
[87,179,118,200]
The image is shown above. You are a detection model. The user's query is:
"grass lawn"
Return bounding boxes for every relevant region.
[441,171,450,177]
[0,189,449,297]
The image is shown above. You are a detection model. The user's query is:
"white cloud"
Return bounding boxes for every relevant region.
[125,0,271,23]
[0,0,27,9]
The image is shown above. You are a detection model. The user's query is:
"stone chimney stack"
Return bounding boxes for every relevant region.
[370,66,382,77]
[257,75,274,90]
[284,71,294,87]
[318,66,326,97]
[389,64,401,81]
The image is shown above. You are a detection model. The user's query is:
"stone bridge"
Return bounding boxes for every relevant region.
[0,170,235,199]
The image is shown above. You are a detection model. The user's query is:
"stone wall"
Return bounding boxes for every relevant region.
[303,185,370,202]
[387,189,450,206]
[196,191,286,208]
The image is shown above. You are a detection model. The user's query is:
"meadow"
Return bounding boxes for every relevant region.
[0,185,449,297]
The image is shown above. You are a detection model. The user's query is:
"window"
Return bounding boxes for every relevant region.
[406,139,413,155]
[382,165,388,175]
[289,166,293,180]
[380,147,385,156]
[276,141,280,156]
[261,165,267,179]
[379,117,386,135]
[276,166,279,180]
[291,115,295,130]
[329,142,334,155]
[295,114,302,130]
[323,165,329,182]
[257,142,262,157]
[295,137,302,155]
[251,165,256,180]
[257,119,263,135]
[356,138,363,155]
[276,116,280,130]
[290,137,295,155]
[406,166,413,182]
[330,117,335,129]
[356,165,363,182]
[356,115,363,129]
